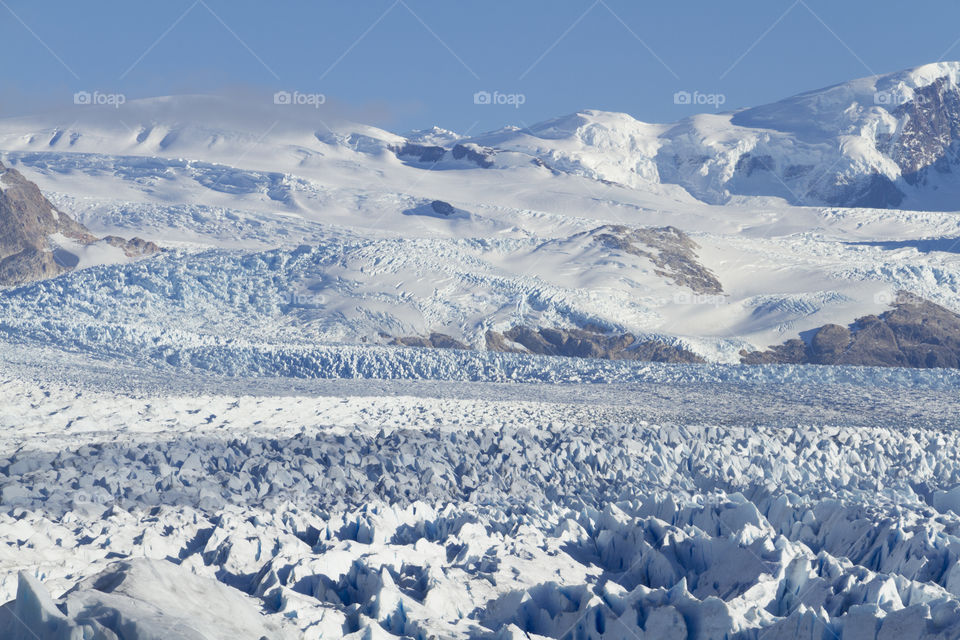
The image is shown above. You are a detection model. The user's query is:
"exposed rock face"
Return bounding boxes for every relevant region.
[389,325,703,363]
[103,235,161,258]
[819,173,904,209]
[741,292,960,368]
[809,324,852,364]
[486,325,705,363]
[429,200,455,216]
[451,143,496,168]
[391,142,447,163]
[883,77,960,180]
[739,338,809,365]
[0,161,158,285]
[402,199,467,220]
[0,161,93,284]
[591,225,723,294]
[390,332,470,350]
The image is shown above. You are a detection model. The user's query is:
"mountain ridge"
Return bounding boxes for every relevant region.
[6,62,960,210]
[0,63,954,210]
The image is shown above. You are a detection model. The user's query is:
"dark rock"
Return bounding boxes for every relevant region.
[882,78,960,177]
[390,332,470,350]
[835,318,905,367]
[740,339,809,365]
[489,325,704,363]
[0,161,160,285]
[392,324,704,363]
[809,324,852,364]
[102,235,162,258]
[741,292,960,369]
[402,200,467,220]
[734,153,777,177]
[0,247,64,285]
[484,330,524,354]
[430,200,455,217]
[0,161,93,285]
[392,143,447,163]
[451,144,495,168]
[821,173,904,209]
[591,225,723,294]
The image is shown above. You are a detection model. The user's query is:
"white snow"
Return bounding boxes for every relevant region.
[2,67,960,638]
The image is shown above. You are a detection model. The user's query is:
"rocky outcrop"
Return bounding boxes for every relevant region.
[391,142,447,163]
[741,292,960,368]
[451,143,495,168]
[818,173,904,209]
[0,161,93,284]
[592,225,723,294]
[486,325,705,363]
[0,161,158,285]
[389,325,703,363]
[429,200,455,216]
[882,77,960,181]
[739,338,809,365]
[102,235,161,258]
[402,199,466,219]
[390,332,470,350]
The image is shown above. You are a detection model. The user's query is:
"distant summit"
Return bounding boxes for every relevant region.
[461,62,960,209]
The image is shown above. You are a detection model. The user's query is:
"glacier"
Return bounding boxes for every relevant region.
[3,361,960,638]
[4,62,960,639]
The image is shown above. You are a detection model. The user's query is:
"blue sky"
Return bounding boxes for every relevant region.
[3,0,960,134]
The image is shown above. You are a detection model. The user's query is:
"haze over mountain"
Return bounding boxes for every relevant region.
[7,63,960,211]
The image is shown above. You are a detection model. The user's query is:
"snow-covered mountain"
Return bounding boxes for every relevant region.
[7,63,960,211]
[462,62,960,209]
[1,64,960,367]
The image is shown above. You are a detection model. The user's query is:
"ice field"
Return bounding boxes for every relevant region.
[2,347,960,638]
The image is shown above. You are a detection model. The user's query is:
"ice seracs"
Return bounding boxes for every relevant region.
[4,369,960,638]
